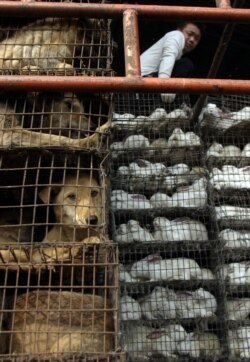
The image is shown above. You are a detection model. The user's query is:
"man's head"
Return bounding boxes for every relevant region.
[177,22,203,54]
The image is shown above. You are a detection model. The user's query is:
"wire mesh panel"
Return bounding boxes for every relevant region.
[0,16,113,75]
[0,150,112,268]
[0,243,121,361]
[0,92,112,151]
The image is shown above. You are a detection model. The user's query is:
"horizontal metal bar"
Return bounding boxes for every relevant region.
[0,76,250,94]
[0,2,249,22]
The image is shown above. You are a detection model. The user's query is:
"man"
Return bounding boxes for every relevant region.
[140,21,203,103]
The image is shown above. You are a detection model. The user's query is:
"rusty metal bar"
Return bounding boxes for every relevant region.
[0,2,249,22]
[123,9,141,77]
[216,0,232,7]
[0,76,250,94]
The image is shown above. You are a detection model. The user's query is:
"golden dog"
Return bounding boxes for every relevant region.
[9,290,114,355]
[38,173,105,245]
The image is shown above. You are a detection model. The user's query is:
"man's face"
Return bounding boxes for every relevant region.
[180,23,201,53]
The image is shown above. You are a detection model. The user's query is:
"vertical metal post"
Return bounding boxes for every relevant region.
[123,9,141,77]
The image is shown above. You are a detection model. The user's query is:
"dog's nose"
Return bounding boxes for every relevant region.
[86,215,98,226]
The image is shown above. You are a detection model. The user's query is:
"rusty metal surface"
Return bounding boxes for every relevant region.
[123,9,141,77]
[0,75,250,94]
[0,2,249,22]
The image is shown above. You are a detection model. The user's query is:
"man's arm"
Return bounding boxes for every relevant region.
[158,31,185,78]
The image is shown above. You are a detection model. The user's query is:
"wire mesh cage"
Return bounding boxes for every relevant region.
[0,16,113,76]
[0,92,112,151]
[198,94,250,142]
[112,93,192,136]
[0,150,112,268]
[0,242,121,361]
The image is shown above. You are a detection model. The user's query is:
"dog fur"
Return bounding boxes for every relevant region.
[38,173,105,245]
[9,290,114,355]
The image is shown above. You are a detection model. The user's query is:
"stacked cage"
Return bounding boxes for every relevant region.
[110,93,228,360]
[0,5,122,362]
[200,94,250,361]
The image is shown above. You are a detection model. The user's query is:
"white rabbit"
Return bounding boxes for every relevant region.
[130,255,202,282]
[219,262,250,284]
[111,190,151,210]
[167,128,201,148]
[152,324,188,357]
[123,135,150,149]
[200,268,215,280]
[210,165,250,190]
[231,106,250,122]
[199,103,235,131]
[229,327,250,358]
[152,216,208,242]
[140,286,178,320]
[147,108,168,121]
[119,264,135,283]
[176,288,217,318]
[215,205,250,221]
[124,324,155,360]
[226,298,250,321]
[114,220,154,243]
[150,177,207,208]
[177,332,221,358]
[120,295,142,321]
[242,143,250,157]
[219,229,250,248]
[207,142,241,159]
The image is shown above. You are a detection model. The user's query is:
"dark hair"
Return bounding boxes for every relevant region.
[177,21,206,36]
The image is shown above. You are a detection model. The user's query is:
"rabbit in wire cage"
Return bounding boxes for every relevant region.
[210,165,250,190]
[229,327,250,358]
[8,290,114,355]
[152,216,208,242]
[219,229,250,248]
[206,142,242,159]
[219,262,250,285]
[129,254,203,282]
[114,219,154,244]
[139,286,217,320]
[0,17,105,72]
[226,298,250,321]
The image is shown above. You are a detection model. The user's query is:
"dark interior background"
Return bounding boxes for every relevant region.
[111,0,250,82]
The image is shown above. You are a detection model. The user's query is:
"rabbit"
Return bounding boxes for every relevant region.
[200,268,215,280]
[111,190,151,210]
[176,332,221,358]
[219,262,250,285]
[219,229,250,248]
[124,324,156,360]
[167,128,201,148]
[119,264,136,283]
[226,298,250,320]
[215,205,250,221]
[242,143,250,157]
[199,103,234,131]
[150,177,207,208]
[152,216,208,242]
[140,286,178,320]
[229,327,250,358]
[114,219,154,243]
[120,295,142,321]
[206,142,241,159]
[130,255,202,282]
[210,165,250,190]
[9,290,114,355]
[176,288,217,318]
[123,135,150,149]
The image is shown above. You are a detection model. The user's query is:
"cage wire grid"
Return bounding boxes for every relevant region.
[0,16,113,76]
[109,93,250,361]
[0,92,113,151]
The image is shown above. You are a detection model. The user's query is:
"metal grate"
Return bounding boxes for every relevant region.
[0,92,112,151]
[0,17,113,76]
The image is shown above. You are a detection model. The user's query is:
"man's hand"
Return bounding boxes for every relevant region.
[161,93,176,103]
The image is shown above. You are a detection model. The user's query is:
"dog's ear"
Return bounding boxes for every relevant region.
[39,185,61,204]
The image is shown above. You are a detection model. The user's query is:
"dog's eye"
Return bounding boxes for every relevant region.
[67,193,76,202]
[91,190,99,198]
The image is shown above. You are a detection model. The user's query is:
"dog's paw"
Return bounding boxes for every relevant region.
[81,236,102,244]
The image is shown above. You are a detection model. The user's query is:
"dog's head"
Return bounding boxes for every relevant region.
[39,173,104,229]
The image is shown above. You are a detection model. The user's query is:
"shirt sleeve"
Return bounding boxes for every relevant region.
[158,31,185,78]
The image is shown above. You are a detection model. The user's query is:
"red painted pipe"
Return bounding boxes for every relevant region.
[123,9,141,77]
[0,76,249,94]
[0,2,249,22]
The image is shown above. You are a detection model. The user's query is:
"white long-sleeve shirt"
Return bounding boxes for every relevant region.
[140,30,185,78]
